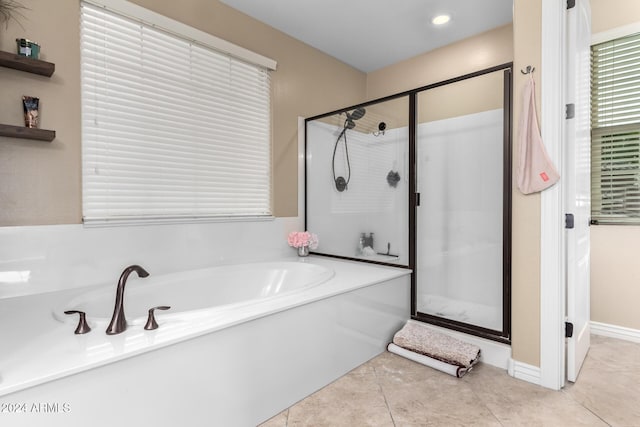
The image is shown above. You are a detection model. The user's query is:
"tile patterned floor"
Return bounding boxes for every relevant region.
[260,335,640,426]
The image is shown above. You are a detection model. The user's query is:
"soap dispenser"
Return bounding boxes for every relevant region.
[358,233,365,254]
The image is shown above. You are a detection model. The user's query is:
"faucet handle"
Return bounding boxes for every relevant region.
[64,310,92,334]
[144,306,171,330]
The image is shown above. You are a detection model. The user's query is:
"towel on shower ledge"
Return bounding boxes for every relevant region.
[516,74,560,194]
[392,320,480,368]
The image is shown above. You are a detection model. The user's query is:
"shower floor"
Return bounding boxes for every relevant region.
[416,293,502,331]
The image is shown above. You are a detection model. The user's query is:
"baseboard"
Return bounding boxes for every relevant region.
[410,321,542,386]
[591,321,640,344]
[505,321,640,388]
[507,359,541,385]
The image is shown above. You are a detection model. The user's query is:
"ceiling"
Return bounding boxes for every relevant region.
[219,0,513,72]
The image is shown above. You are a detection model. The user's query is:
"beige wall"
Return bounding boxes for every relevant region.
[591,226,640,329]
[417,69,505,123]
[346,68,506,135]
[0,0,366,224]
[511,0,542,368]
[366,24,513,100]
[590,0,640,331]
[591,0,640,34]
[0,1,82,225]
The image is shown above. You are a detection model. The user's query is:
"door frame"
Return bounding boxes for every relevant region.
[539,0,568,390]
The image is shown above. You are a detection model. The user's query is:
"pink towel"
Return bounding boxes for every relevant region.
[517,75,560,194]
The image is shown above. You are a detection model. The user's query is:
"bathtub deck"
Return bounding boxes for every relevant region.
[0,257,410,399]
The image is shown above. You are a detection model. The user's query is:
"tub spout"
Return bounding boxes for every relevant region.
[106,265,149,335]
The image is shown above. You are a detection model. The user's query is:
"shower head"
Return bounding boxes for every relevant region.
[343,107,365,130]
[347,107,366,121]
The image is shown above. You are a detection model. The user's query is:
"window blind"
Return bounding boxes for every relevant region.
[591,32,640,223]
[80,2,272,224]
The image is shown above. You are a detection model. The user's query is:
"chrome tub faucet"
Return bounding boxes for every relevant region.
[106,265,149,335]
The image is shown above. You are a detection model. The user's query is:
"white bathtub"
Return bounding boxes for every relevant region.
[0,257,410,427]
[54,261,335,325]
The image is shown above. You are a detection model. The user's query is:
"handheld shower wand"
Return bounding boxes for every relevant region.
[332,107,366,192]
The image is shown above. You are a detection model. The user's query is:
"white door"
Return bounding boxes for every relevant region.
[565,0,591,383]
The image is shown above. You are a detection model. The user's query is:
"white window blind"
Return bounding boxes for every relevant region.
[591,32,640,224]
[80,2,272,224]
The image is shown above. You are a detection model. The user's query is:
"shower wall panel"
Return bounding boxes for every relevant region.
[306,120,409,264]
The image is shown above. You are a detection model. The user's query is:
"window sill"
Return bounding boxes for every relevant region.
[82,215,275,228]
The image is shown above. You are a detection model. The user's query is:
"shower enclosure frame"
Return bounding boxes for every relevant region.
[304,92,414,268]
[304,62,513,344]
[412,64,513,344]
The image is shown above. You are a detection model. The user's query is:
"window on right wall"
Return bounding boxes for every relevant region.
[591,32,640,224]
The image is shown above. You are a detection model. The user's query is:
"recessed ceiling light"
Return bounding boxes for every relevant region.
[432,14,451,26]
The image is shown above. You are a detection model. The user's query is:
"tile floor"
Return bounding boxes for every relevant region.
[260,335,640,426]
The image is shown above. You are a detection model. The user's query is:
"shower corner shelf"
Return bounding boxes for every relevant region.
[355,253,400,263]
[0,124,55,142]
[0,50,55,77]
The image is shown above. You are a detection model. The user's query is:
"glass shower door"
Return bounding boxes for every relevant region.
[415,68,511,339]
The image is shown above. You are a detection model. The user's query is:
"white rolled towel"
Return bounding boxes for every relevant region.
[387,343,470,377]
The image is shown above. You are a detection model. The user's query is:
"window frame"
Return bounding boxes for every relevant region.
[591,25,640,225]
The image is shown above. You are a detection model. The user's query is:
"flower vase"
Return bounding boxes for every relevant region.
[297,246,310,257]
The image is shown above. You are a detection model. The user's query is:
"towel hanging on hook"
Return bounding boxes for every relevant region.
[517,74,560,194]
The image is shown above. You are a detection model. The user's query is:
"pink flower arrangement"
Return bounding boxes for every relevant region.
[287,231,319,249]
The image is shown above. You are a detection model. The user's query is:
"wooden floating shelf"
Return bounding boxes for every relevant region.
[0,124,55,142]
[0,50,55,77]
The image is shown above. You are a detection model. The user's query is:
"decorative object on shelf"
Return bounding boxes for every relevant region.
[287,231,319,257]
[22,95,39,128]
[0,0,27,29]
[16,38,39,59]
